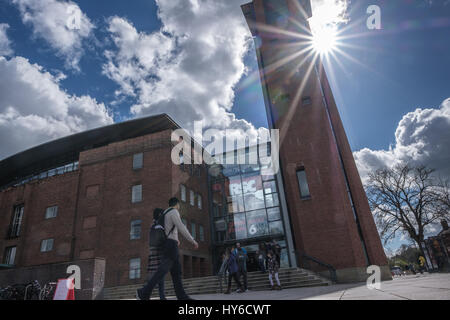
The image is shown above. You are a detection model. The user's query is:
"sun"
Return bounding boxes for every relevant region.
[311,26,338,54]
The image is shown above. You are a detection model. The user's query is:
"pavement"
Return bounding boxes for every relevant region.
[185,273,450,300]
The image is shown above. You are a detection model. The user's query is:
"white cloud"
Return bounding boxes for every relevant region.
[12,0,94,71]
[103,0,264,141]
[309,0,350,32]
[354,98,450,183]
[0,56,113,160]
[0,24,13,56]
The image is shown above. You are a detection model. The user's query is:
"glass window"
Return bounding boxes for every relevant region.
[45,206,58,219]
[269,221,284,235]
[132,185,142,203]
[129,258,141,279]
[302,96,312,106]
[65,163,74,173]
[267,207,281,222]
[197,194,202,209]
[133,153,143,170]
[56,166,65,175]
[40,239,54,252]
[244,191,265,211]
[263,181,277,195]
[180,185,186,202]
[9,205,24,238]
[48,169,56,177]
[190,190,195,206]
[231,213,247,240]
[3,246,16,265]
[191,222,196,239]
[130,220,142,240]
[74,162,79,171]
[246,209,269,238]
[39,171,48,179]
[182,218,187,226]
[199,225,205,241]
[227,195,245,213]
[265,193,279,208]
[297,169,311,198]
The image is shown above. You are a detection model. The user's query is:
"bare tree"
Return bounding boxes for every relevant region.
[366,164,450,251]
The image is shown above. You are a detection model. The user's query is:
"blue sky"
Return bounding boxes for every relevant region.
[0,0,449,252]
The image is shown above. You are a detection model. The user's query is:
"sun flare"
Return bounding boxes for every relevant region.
[311,26,338,54]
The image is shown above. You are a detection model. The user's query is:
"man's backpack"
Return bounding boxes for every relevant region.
[149,208,175,248]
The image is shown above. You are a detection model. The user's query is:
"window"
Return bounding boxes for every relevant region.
[191,222,196,239]
[132,185,142,203]
[199,225,205,241]
[297,168,311,199]
[40,239,54,252]
[130,220,142,240]
[197,194,202,210]
[129,258,141,279]
[190,190,195,206]
[45,206,58,219]
[133,153,143,170]
[182,218,187,226]
[9,205,24,238]
[3,246,16,265]
[180,184,186,202]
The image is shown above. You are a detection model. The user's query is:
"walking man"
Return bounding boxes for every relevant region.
[147,208,167,300]
[137,197,198,300]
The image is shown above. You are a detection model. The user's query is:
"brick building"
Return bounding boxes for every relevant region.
[240,0,390,281]
[0,114,212,290]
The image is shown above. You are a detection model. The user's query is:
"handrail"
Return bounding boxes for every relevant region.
[299,252,337,283]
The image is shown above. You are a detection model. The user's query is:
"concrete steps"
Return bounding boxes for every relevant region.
[103,268,331,300]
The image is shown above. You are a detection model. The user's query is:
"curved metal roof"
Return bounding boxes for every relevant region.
[0,113,179,189]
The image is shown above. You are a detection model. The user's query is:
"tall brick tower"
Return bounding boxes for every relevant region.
[242,0,390,282]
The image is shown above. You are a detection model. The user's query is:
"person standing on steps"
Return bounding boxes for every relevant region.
[267,251,282,291]
[136,197,198,300]
[234,242,249,292]
[147,208,167,300]
[224,246,244,294]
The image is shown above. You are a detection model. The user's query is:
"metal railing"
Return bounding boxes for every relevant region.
[298,252,337,283]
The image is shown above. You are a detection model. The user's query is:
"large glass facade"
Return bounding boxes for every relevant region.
[208,147,290,271]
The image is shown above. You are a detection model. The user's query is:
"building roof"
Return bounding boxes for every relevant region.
[0,113,180,189]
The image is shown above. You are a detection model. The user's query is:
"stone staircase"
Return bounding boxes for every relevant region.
[103,268,331,300]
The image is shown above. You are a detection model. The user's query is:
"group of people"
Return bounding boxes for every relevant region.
[134,196,285,300]
[217,240,283,294]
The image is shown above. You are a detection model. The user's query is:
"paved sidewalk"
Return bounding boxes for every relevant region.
[187,273,450,300]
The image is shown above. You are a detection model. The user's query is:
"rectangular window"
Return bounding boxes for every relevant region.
[133,153,143,170]
[190,190,195,206]
[132,185,142,203]
[191,222,196,239]
[199,225,205,241]
[130,220,142,240]
[45,206,58,219]
[180,184,186,202]
[297,168,311,199]
[3,246,16,265]
[129,258,141,279]
[9,205,24,238]
[182,218,187,226]
[197,194,202,210]
[40,239,54,252]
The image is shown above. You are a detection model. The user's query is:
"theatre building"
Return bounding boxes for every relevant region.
[0,0,391,299]
[0,115,212,297]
